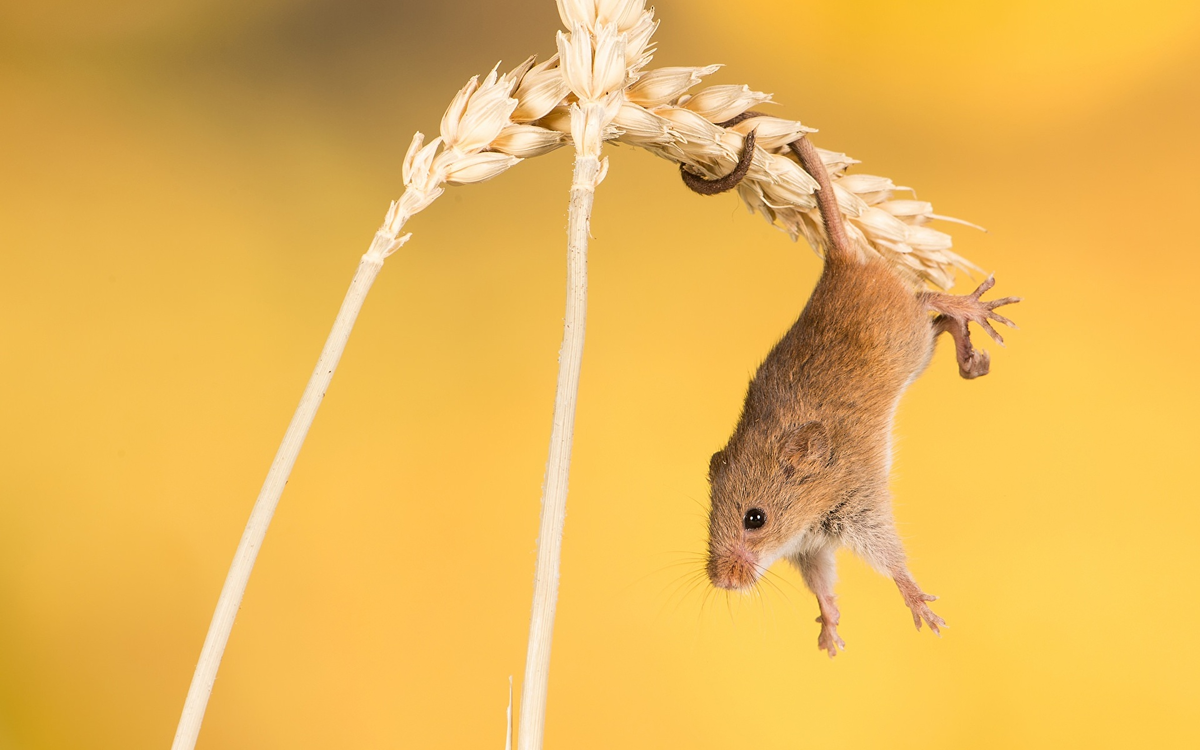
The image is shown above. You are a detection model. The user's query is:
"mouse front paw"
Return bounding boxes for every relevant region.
[894,575,947,635]
[816,613,846,658]
[902,592,946,634]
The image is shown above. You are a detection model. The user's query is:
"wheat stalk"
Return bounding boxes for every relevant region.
[170,53,569,750]
[517,4,661,748]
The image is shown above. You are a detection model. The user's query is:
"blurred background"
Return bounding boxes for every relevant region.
[1,0,1198,747]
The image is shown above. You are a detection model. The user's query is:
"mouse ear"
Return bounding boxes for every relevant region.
[708,449,727,481]
[781,421,832,474]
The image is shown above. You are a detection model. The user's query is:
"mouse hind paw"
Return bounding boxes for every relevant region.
[962,274,1021,344]
[924,275,1021,379]
[956,344,990,380]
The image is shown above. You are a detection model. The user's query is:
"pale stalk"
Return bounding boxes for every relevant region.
[517,104,604,750]
[172,229,401,750]
[506,676,514,750]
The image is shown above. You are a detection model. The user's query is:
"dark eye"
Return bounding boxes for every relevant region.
[743,508,766,529]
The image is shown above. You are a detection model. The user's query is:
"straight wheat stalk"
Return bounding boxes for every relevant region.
[518,114,601,750]
[514,5,645,742]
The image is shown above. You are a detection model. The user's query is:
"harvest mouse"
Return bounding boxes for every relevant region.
[683,121,1019,657]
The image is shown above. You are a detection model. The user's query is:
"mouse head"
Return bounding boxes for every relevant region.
[706,420,835,591]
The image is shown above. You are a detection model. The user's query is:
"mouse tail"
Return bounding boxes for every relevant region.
[787,135,862,268]
[625,88,981,289]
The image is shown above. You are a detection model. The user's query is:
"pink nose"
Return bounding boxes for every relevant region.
[707,547,761,591]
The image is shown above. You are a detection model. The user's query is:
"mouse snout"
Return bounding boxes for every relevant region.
[706,544,763,591]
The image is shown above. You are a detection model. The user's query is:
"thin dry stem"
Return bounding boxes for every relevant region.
[171,254,384,750]
[517,106,602,750]
[506,676,514,750]
[169,55,562,745]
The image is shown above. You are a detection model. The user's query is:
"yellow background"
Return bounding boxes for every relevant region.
[2,0,1198,747]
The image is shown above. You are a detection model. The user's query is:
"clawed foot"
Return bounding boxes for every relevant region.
[816,602,844,652]
[925,275,1021,380]
[815,613,846,658]
[957,345,990,379]
[952,275,1021,344]
[896,579,946,635]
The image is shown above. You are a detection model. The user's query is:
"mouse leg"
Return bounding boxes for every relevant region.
[842,512,946,634]
[922,275,1020,380]
[891,569,945,634]
[933,313,990,379]
[790,545,845,658]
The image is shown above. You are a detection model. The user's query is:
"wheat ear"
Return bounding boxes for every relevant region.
[601,91,984,289]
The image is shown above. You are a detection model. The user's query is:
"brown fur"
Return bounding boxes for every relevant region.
[706,253,950,656]
[698,131,1019,657]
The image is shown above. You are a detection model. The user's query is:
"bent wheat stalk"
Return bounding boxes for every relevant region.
[171,252,385,750]
[518,141,596,750]
[170,60,556,750]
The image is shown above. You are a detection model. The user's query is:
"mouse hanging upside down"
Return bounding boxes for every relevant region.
[684,122,1020,657]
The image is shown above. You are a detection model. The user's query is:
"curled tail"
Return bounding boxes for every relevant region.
[677,113,857,267]
[659,102,980,289]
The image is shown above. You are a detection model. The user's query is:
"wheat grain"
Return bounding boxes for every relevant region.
[371,58,573,260]
[380,0,978,288]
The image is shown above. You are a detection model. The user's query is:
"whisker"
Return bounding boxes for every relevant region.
[763,564,808,598]
[681,493,710,514]
[627,557,707,592]
[700,583,718,617]
[681,576,713,614]
[661,569,709,615]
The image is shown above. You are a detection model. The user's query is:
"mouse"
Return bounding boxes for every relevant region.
[684,125,1019,657]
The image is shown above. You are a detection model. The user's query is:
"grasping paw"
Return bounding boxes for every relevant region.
[957,345,990,380]
[894,575,947,635]
[958,275,1022,345]
[901,590,946,635]
[816,613,846,659]
[924,275,1021,379]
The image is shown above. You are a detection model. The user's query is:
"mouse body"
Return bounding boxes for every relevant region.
[706,252,942,656]
[701,135,1018,657]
